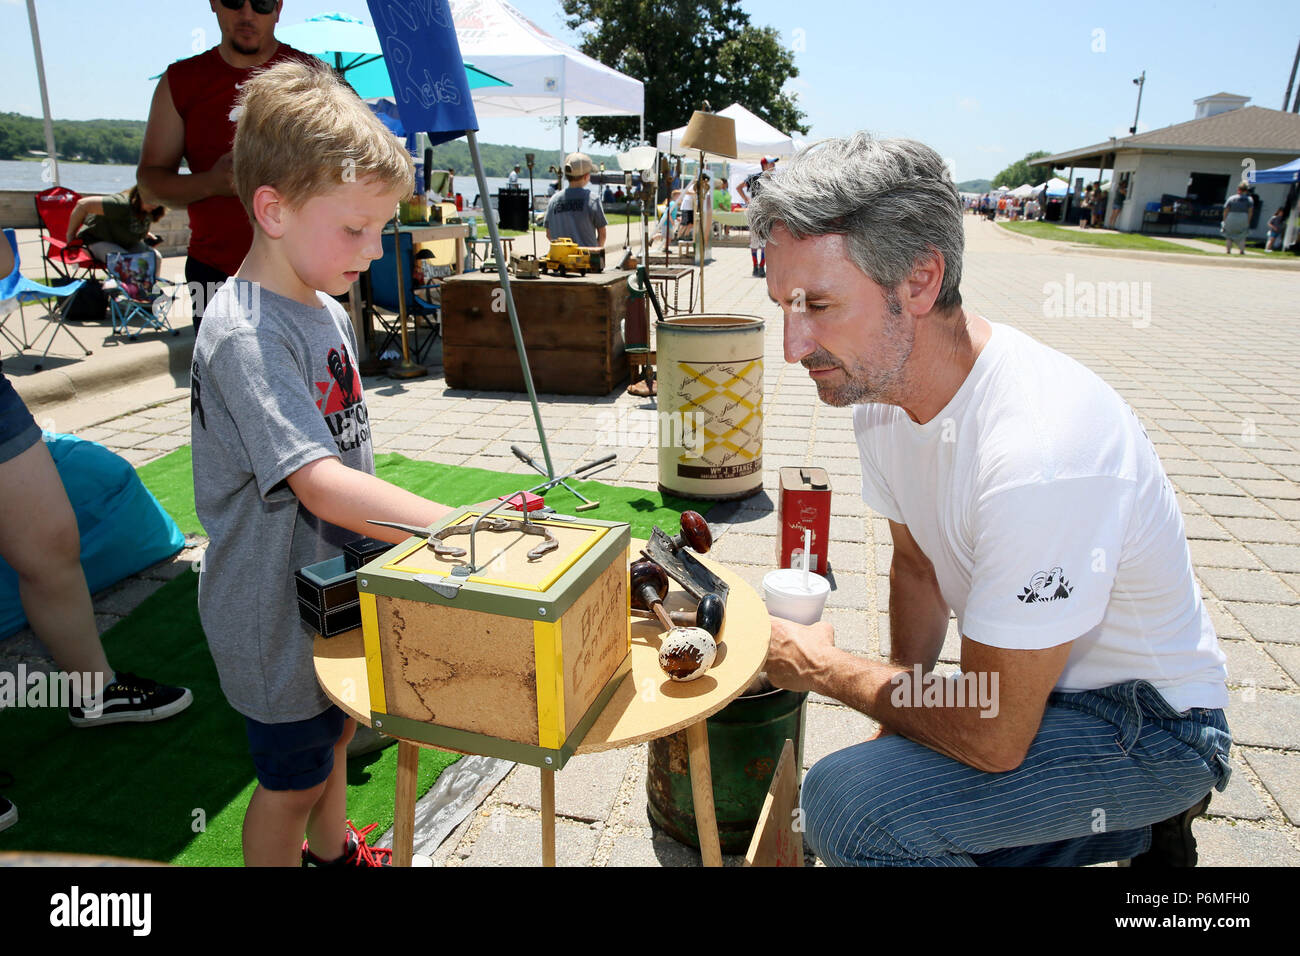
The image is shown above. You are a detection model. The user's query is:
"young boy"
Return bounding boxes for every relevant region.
[191,60,452,867]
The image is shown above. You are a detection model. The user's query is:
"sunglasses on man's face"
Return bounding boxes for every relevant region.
[219,0,278,14]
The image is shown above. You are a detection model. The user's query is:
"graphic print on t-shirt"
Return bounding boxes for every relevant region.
[1017,566,1073,604]
[314,343,369,453]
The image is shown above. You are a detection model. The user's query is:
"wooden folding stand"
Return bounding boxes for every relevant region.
[314,536,769,867]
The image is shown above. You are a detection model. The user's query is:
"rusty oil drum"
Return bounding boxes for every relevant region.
[655,314,764,501]
[646,687,806,854]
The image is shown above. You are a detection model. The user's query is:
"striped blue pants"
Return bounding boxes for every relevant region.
[802,680,1232,866]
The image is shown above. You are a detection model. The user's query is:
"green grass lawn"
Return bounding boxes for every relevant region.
[999,221,1212,255]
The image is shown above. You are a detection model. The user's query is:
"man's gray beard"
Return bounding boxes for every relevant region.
[807,290,914,407]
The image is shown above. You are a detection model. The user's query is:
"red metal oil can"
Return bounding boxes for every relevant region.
[777,466,831,575]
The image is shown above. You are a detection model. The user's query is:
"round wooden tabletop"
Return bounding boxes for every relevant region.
[312,541,771,751]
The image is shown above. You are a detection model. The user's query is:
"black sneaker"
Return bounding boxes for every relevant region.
[68,671,193,727]
[0,772,16,834]
[757,265,766,278]
[1124,792,1212,868]
[751,265,761,277]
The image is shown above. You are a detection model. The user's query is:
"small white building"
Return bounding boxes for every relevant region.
[1035,93,1299,240]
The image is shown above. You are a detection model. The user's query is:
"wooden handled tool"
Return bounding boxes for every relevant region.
[670,511,712,554]
[630,560,675,633]
[630,591,725,636]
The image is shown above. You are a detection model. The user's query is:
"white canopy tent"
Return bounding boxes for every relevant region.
[655,103,795,161]
[450,0,645,151]
[1009,183,1037,198]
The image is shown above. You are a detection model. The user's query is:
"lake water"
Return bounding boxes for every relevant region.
[1,159,599,208]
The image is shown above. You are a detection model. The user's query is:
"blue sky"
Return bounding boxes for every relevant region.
[3,0,1298,181]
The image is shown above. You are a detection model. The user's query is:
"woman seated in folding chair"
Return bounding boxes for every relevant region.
[64,186,165,276]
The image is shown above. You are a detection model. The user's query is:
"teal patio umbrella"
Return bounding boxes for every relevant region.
[278,12,509,98]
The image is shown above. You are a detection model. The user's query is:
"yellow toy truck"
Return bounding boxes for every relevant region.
[541,238,604,276]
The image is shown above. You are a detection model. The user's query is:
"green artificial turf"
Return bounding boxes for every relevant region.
[0,571,459,865]
[135,446,712,539]
[2,446,709,864]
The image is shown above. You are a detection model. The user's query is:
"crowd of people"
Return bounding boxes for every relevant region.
[968,191,1044,222]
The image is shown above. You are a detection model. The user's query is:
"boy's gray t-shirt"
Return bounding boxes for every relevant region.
[544,186,606,247]
[191,278,374,723]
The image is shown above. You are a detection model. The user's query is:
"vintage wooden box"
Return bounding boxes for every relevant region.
[295,556,363,638]
[355,507,632,769]
[440,270,630,395]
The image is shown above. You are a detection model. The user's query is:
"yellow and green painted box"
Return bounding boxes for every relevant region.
[356,507,631,769]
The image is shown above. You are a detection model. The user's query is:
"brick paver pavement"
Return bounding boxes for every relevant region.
[4,219,1297,866]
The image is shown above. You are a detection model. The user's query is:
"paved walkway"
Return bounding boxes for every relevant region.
[3,218,1297,866]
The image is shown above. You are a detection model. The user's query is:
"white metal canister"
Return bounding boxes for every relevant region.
[655,314,764,501]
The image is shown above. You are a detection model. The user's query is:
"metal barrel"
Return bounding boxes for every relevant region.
[646,687,807,854]
[655,314,764,501]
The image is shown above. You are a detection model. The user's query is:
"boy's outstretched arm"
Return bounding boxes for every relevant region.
[287,456,455,544]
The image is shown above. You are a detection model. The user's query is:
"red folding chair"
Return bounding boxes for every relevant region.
[34,186,101,284]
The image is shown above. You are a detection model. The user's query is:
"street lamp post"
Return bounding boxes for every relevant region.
[1130,70,1146,135]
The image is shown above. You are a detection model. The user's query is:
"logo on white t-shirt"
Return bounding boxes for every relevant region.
[1017,567,1073,604]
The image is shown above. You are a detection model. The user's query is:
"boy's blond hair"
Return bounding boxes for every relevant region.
[233,60,414,220]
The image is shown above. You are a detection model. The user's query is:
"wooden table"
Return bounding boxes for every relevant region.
[648,265,696,314]
[313,545,769,867]
[347,222,470,367]
[439,269,631,395]
[400,222,469,275]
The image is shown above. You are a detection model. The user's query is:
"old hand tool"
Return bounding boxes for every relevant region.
[511,445,603,511]
[632,559,717,681]
[509,447,616,509]
[367,516,558,561]
[630,591,725,636]
[641,511,729,604]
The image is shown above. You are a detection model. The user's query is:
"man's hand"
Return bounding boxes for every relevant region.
[764,616,835,693]
[208,152,236,197]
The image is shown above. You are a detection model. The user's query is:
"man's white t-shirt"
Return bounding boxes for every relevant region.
[854,322,1227,711]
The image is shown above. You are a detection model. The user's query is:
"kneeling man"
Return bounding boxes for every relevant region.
[750,134,1231,867]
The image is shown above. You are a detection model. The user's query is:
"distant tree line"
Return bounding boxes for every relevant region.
[991,151,1062,189]
[0,114,147,165]
[0,110,625,179]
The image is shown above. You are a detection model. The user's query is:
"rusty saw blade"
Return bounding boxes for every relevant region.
[641,526,730,604]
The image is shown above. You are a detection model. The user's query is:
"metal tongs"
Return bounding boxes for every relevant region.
[367,453,617,575]
[368,491,558,570]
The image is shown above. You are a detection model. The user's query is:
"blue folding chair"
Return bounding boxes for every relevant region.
[0,227,92,370]
[368,228,441,363]
[105,251,180,339]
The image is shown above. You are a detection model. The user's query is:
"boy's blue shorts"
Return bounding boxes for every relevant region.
[0,364,42,465]
[243,705,347,791]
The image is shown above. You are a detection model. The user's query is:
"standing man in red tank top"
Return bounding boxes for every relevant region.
[137,1,316,333]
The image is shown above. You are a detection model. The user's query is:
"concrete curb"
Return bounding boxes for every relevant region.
[992,223,1300,271]
[9,327,194,416]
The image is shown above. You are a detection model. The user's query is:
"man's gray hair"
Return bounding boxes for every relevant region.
[748,133,964,311]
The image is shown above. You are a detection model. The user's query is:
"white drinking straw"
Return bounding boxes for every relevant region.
[803,528,811,589]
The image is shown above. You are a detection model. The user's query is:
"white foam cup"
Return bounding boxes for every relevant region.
[762,568,830,625]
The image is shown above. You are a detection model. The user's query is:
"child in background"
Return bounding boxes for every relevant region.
[1266,208,1285,252]
[191,60,453,867]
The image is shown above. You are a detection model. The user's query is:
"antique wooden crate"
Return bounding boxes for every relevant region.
[440,270,630,395]
[295,556,362,639]
[355,507,631,769]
